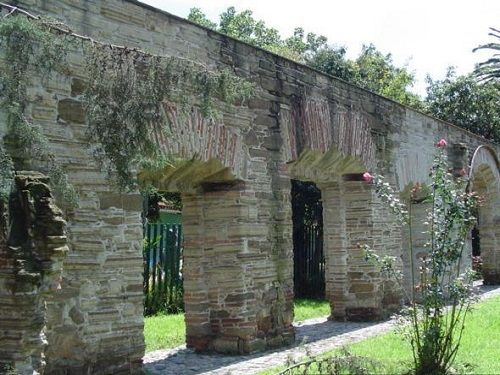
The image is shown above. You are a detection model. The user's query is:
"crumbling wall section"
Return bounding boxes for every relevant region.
[0,172,68,374]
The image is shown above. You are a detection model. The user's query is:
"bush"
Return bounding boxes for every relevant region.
[363,139,479,375]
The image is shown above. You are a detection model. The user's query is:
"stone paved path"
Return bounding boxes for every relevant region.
[144,284,500,375]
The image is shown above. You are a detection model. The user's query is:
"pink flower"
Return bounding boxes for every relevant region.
[362,172,373,183]
[436,139,447,148]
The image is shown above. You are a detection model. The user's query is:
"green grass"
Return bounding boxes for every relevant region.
[260,295,500,374]
[144,298,330,352]
[345,296,500,374]
[144,313,185,352]
[293,298,330,322]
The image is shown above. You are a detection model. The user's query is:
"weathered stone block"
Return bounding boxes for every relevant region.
[98,193,142,211]
[57,99,85,123]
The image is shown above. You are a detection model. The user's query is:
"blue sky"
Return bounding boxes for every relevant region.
[140,0,500,96]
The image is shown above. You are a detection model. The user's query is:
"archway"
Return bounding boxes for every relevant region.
[291,180,325,300]
[288,148,403,321]
[468,146,500,285]
[138,156,295,353]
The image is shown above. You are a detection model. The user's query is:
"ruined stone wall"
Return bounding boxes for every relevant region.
[0,172,68,374]
[0,0,498,373]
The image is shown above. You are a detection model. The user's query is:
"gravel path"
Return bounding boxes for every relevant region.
[144,283,500,375]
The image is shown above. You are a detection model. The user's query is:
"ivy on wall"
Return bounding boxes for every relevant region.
[84,46,253,190]
[0,14,77,207]
[0,5,254,206]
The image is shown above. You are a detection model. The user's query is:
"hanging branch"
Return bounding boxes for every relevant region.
[0,3,254,197]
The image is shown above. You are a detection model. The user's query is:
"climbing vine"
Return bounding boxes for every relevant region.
[84,45,253,190]
[0,14,78,207]
[0,7,253,203]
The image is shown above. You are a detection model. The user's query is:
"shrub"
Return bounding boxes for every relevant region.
[363,139,479,375]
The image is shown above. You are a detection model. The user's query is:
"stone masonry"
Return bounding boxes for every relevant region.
[0,172,68,374]
[0,1,499,374]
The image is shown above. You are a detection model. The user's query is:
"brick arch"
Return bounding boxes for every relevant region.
[152,106,247,182]
[469,146,500,284]
[138,157,241,193]
[287,146,402,321]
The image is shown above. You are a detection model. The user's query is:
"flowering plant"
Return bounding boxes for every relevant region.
[362,139,479,375]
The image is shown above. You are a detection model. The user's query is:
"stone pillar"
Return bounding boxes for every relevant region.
[448,143,469,177]
[320,181,348,320]
[479,187,500,285]
[183,182,294,354]
[401,202,431,294]
[182,191,211,351]
[42,191,145,374]
[321,178,403,321]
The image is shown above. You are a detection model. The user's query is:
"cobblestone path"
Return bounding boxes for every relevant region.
[144,284,500,375]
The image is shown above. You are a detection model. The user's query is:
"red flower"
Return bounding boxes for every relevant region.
[362,172,373,183]
[436,139,447,148]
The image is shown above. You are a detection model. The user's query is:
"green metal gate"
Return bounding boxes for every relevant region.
[143,221,183,315]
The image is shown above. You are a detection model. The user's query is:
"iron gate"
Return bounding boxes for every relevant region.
[292,180,325,299]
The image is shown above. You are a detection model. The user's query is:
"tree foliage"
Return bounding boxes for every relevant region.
[188,7,421,107]
[473,27,500,82]
[188,7,327,62]
[311,44,422,108]
[425,68,500,143]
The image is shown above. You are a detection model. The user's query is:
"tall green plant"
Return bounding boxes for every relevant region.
[0,9,253,200]
[362,139,479,375]
[0,15,78,207]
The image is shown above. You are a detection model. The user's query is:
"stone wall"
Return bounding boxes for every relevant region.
[0,0,498,373]
[0,172,68,374]
[469,147,500,284]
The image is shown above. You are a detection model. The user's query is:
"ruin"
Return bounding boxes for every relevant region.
[0,1,498,374]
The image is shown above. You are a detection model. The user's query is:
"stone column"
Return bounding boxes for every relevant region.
[401,201,431,294]
[320,181,349,320]
[182,192,211,351]
[321,178,403,321]
[183,182,293,353]
[448,143,468,177]
[480,187,500,285]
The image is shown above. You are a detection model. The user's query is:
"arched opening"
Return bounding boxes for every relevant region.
[138,156,296,354]
[142,191,183,317]
[469,146,500,285]
[288,147,402,322]
[292,180,325,300]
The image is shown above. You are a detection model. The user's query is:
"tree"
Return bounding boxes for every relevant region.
[425,68,500,143]
[188,7,423,108]
[309,43,422,107]
[308,45,356,82]
[473,27,500,82]
[188,7,328,62]
[187,7,217,30]
[354,44,422,108]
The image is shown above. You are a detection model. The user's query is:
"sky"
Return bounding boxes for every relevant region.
[140,0,500,96]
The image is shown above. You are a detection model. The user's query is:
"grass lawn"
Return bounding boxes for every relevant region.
[260,295,500,374]
[144,313,185,352]
[293,298,330,322]
[144,298,330,352]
